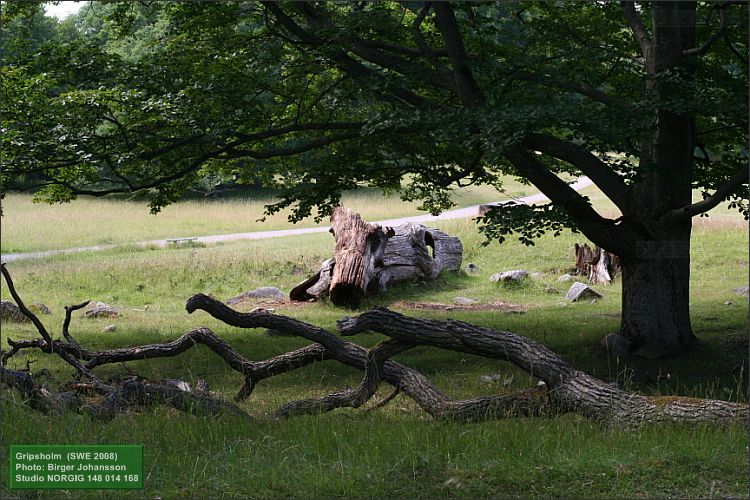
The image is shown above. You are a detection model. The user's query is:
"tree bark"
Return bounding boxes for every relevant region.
[620,242,696,357]
[2,281,743,426]
[615,2,698,356]
[573,243,621,284]
[292,207,463,305]
[328,206,393,306]
[338,308,746,425]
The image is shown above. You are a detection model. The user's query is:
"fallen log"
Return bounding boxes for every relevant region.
[338,308,747,425]
[290,206,463,306]
[1,263,745,426]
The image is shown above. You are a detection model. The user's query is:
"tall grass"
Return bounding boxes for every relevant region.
[0,184,747,499]
[0,182,522,253]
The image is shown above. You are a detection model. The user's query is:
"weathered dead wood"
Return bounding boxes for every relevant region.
[327,206,394,306]
[0,366,58,412]
[82,377,253,421]
[4,329,331,403]
[574,243,621,284]
[291,207,463,305]
[1,264,53,348]
[290,258,334,301]
[374,222,463,291]
[2,262,744,426]
[187,293,546,420]
[338,308,748,425]
[272,339,414,419]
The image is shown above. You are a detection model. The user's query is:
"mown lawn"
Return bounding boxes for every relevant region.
[0,187,747,498]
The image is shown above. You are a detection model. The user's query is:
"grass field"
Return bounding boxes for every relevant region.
[0,180,540,253]
[1,183,748,498]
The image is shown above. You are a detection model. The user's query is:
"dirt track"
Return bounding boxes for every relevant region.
[1,177,593,262]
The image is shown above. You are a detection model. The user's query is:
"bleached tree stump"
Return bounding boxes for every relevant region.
[290,207,463,306]
[574,243,621,284]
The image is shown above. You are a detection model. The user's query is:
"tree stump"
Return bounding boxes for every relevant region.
[573,243,621,284]
[327,206,395,307]
[290,207,463,306]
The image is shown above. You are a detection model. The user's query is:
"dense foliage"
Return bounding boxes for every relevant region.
[1,1,748,355]
[2,2,746,219]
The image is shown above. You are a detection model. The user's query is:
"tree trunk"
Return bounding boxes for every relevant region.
[291,207,463,306]
[615,2,699,358]
[328,206,393,307]
[2,263,744,426]
[372,221,463,292]
[620,238,696,357]
[573,243,621,284]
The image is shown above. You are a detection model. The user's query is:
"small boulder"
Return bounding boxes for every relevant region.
[29,302,52,314]
[557,273,574,282]
[600,333,630,358]
[465,263,481,274]
[84,302,121,319]
[543,284,560,294]
[733,286,749,297]
[0,300,30,323]
[102,325,117,333]
[490,270,529,283]
[566,282,602,302]
[226,287,287,305]
[454,297,478,305]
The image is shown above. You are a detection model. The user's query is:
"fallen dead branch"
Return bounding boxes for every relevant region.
[1,264,746,426]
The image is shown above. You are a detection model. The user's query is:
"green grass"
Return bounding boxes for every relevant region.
[0,180,533,253]
[1,187,748,498]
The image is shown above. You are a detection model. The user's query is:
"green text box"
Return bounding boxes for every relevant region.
[10,445,143,489]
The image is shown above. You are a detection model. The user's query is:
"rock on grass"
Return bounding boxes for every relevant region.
[566,282,602,302]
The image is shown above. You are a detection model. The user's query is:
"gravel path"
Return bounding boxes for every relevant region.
[2,177,593,262]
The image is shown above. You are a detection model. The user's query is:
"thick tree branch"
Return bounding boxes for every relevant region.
[515,72,638,112]
[263,1,430,107]
[621,1,653,60]
[684,7,726,56]
[432,2,484,106]
[666,163,749,220]
[185,294,542,420]
[338,308,748,425]
[0,263,53,349]
[272,339,413,418]
[523,133,631,213]
[357,37,447,58]
[503,146,631,253]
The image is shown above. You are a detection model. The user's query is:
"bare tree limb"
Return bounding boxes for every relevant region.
[666,164,749,220]
[621,1,653,60]
[523,133,631,213]
[62,301,90,353]
[272,339,414,418]
[0,263,53,350]
[338,308,748,425]
[683,6,726,56]
[503,146,632,254]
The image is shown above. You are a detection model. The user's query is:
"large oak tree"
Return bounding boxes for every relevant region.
[1,1,748,357]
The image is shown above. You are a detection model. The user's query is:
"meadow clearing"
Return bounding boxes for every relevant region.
[0,181,748,498]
